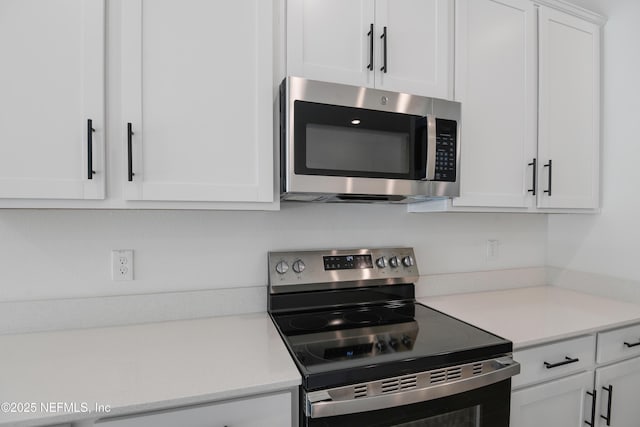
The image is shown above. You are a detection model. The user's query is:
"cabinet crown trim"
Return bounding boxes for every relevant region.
[533,0,606,24]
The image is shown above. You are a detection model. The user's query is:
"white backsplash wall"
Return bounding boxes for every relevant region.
[0,206,546,302]
[547,0,640,283]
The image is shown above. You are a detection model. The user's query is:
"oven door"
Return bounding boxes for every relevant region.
[302,357,519,427]
[304,380,511,427]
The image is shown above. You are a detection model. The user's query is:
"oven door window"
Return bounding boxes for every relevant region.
[293,101,427,180]
[305,380,510,427]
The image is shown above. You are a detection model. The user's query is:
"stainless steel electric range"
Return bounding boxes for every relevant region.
[268,248,520,427]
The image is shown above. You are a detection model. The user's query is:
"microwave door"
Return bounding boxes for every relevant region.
[423,115,437,181]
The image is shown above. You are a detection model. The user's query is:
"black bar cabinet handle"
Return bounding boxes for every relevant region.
[367,23,374,71]
[528,158,537,195]
[380,26,387,73]
[127,122,135,182]
[87,119,96,179]
[624,339,640,348]
[543,356,579,369]
[585,389,597,426]
[601,385,613,425]
[543,159,552,196]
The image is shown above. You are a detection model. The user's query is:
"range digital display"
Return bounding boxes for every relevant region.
[323,254,373,271]
[324,343,373,360]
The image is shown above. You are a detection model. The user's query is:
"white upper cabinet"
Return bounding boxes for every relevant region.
[410,0,603,214]
[374,0,453,99]
[537,6,600,209]
[121,0,275,203]
[452,0,537,208]
[286,0,453,99]
[287,0,374,88]
[0,0,105,200]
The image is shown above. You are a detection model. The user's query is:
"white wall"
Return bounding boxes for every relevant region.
[0,207,545,302]
[547,0,640,281]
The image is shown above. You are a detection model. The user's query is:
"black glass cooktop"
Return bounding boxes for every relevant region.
[271,302,512,390]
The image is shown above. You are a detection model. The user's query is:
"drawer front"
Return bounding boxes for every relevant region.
[97,392,292,427]
[597,322,640,364]
[512,335,596,389]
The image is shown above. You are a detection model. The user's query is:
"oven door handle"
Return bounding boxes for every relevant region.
[305,357,520,419]
[422,115,437,181]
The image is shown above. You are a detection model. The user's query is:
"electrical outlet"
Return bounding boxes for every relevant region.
[112,250,133,281]
[486,239,499,260]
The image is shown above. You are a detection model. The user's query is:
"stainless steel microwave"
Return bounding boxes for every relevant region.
[279,76,461,203]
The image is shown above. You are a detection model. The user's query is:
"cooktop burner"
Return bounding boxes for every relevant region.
[267,248,513,391]
[274,303,416,336]
[271,301,511,390]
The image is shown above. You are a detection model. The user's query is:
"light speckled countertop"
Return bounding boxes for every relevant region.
[5,285,640,426]
[0,313,301,427]
[420,286,640,349]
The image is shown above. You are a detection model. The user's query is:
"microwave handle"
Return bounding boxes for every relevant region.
[423,116,437,181]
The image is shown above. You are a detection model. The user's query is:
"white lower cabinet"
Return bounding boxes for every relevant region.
[594,358,640,427]
[95,392,292,427]
[511,323,640,427]
[593,326,640,426]
[511,370,594,427]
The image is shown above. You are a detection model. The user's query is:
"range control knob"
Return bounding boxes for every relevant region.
[376,257,387,268]
[389,256,399,268]
[402,256,414,267]
[388,338,399,349]
[292,259,306,274]
[275,261,289,275]
[375,340,387,352]
[401,335,413,347]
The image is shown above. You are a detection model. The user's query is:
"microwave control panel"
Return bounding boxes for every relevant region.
[434,118,457,182]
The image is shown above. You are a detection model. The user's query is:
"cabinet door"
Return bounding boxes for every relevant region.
[595,357,640,426]
[287,0,374,88]
[121,0,274,202]
[374,0,452,99]
[0,0,105,200]
[510,371,594,427]
[452,0,536,208]
[97,392,292,427]
[537,7,600,209]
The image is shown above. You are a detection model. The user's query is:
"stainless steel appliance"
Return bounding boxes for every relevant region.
[268,248,520,426]
[280,77,461,203]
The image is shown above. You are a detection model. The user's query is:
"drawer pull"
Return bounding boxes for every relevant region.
[623,339,640,348]
[543,356,579,369]
[601,385,613,426]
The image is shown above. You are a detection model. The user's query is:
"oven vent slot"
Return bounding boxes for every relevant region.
[400,375,417,390]
[353,384,367,399]
[447,367,463,380]
[380,375,417,394]
[472,363,483,376]
[380,379,399,394]
[429,366,463,384]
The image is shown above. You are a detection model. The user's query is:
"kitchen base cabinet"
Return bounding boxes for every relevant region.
[595,357,640,426]
[511,322,640,427]
[510,371,593,427]
[96,391,292,427]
